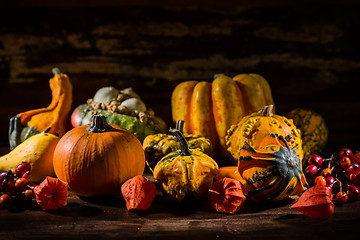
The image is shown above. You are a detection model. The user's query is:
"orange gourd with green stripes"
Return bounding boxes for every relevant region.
[226,105,307,202]
[153,128,218,203]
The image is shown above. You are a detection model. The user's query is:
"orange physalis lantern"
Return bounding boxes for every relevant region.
[290,185,334,219]
[34,176,68,210]
[210,177,246,214]
[121,175,156,211]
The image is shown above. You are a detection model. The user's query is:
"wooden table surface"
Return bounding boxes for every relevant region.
[1,142,360,240]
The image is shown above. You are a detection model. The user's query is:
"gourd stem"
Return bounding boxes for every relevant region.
[52,67,62,75]
[87,115,114,133]
[260,105,274,117]
[175,120,184,133]
[170,128,192,156]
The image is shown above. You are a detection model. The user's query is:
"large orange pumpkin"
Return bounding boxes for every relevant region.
[171,73,274,159]
[53,115,145,197]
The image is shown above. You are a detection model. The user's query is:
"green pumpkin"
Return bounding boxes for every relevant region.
[286,108,328,163]
[71,87,167,143]
[153,128,218,203]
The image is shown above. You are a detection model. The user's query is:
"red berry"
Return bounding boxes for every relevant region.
[326,176,335,186]
[346,164,360,176]
[308,155,323,167]
[0,194,11,206]
[339,148,353,159]
[335,191,348,203]
[326,185,333,192]
[15,162,31,178]
[24,189,35,199]
[322,168,332,177]
[350,171,360,185]
[305,164,318,176]
[345,185,360,201]
[22,171,31,180]
[340,156,352,169]
[314,176,327,186]
[15,178,28,191]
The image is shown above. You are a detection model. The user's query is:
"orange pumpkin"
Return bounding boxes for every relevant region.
[53,115,145,197]
[171,73,274,159]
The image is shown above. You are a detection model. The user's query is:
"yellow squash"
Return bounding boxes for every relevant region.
[171,73,274,159]
[0,129,59,182]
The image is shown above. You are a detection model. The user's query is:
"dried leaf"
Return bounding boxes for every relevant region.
[121,175,156,210]
[34,176,68,211]
[290,185,334,219]
[210,177,246,214]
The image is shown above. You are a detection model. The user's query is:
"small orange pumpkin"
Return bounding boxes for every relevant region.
[53,115,145,197]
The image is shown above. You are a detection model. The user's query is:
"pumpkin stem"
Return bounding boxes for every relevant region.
[87,115,115,133]
[260,105,274,117]
[52,67,62,75]
[170,128,192,156]
[175,120,184,133]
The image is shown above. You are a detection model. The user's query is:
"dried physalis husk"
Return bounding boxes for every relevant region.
[121,175,156,210]
[210,177,246,214]
[34,176,68,211]
[290,185,334,219]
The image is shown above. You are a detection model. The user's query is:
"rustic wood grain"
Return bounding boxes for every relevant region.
[0,169,360,240]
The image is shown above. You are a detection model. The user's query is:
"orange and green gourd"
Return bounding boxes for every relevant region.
[238,133,308,202]
[9,68,72,150]
[226,105,304,165]
[153,128,218,203]
[143,120,212,170]
[286,108,328,163]
[226,105,307,201]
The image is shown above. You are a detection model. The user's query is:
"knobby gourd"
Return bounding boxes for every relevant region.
[286,108,328,163]
[226,105,304,165]
[153,128,218,203]
[171,73,274,159]
[226,105,307,201]
[53,115,145,197]
[143,120,212,170]
[71,86,167,143]
[9,68,72,150]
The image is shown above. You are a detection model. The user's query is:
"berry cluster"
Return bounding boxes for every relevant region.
[304,148,360,203]
[0,162,36,206]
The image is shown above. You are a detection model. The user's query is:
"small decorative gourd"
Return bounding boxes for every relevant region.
[9,68,72,150]
[53,115,145,197]
[226,105,304,165]
[238,133,308,202]
[226,105,307,202]
[143,120,212,170]
[286,108,328,163]
[71,86,167,143]
[153,128,218,203]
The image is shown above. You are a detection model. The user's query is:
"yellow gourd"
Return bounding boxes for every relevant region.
[0,129,59,182]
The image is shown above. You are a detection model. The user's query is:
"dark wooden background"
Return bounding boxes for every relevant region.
[1,0,360,156]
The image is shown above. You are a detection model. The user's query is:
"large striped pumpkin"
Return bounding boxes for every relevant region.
[171,73,274,159]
